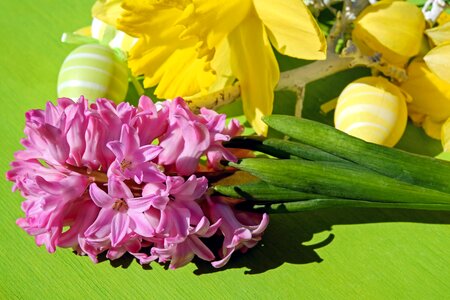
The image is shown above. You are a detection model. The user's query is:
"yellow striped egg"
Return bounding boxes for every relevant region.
[442,117,450,151]
[91,17,137,52]
[57,44,128,102]
[334,76,409,147]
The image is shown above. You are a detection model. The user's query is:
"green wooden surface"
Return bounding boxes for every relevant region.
[1,1,450,299]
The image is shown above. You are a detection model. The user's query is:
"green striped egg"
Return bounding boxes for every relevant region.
[334,76,409,147]
[57,44,128,102]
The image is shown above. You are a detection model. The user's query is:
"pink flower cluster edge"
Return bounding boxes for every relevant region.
[6,96,269,269]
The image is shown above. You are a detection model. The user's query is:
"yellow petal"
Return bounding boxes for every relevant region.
[437,11,450,25]
[153,47,216,98]
[442,117,450,151]
[425,22,450,46]
[177,0,252,52]
[424,42,450,84]
[253,0,326,60]
[119,0,213,97]
[208,39,235,93]
[228,8,279,136]
[401,61,450,123]
[422,117,443,140]
[92,0,124,26]
[353,1,425,66]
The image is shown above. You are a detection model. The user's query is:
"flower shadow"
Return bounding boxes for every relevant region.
[193,207,450,275]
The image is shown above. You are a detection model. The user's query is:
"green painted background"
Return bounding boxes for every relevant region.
[1,1,449,299]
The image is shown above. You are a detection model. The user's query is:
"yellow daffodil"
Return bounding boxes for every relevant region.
[352,1,425,67]
[116,0,326,135]
[401,60,450,139]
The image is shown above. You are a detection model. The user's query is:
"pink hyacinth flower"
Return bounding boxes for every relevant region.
[151,216,221,269]
[85,179,159,247]
[142,175,208,211]
[158,98,211,175]
[132,95,169,145]
[15,173,89,252]
[107,124,164,184]
[157,98,243,175]
[205,196,269,268]
[199,108,243,170]
[8,95,253,269]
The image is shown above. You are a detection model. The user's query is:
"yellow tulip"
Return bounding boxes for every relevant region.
[117,0,326,135]
[334,76,409,147]
[401,60,450,139]
[352,1,425,67]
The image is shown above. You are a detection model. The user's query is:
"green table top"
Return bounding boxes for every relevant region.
[1,1,449,299]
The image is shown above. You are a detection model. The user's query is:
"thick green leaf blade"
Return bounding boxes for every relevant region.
[263,115,450,194]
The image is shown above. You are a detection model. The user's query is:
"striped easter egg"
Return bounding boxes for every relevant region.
[57,44,128,102]
[442,117,450,152]
[91,17,137,52]
[334,76,409,147]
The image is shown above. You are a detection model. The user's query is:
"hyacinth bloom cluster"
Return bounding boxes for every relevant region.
[7,96,269,269]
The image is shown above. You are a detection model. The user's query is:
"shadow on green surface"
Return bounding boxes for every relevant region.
[193,207,450,275]
[94,207,450,274]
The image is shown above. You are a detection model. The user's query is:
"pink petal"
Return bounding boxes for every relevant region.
[127,196,154,212]
[84,208,115,237]
[188,235,215,261]
[138,145,162,162]
[120,124,139,154]
[89,183,114,208]
[252,213,270,236]
[169,243,195,270]
[175,122,210,175]
[109,179,134,200]
[128,211,155,237]
[158,128,184,166]
[132,252,158,265]
[211,248,236,269]
[106,140,125,160]
[142,182,165,197]
[111,212,130,247]
[107,247,127,260]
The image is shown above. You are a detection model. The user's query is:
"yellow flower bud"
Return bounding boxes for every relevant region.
[400,60,450,139]
[353,1,425,67]
[442,118,450,151]
[334,76,409,147]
